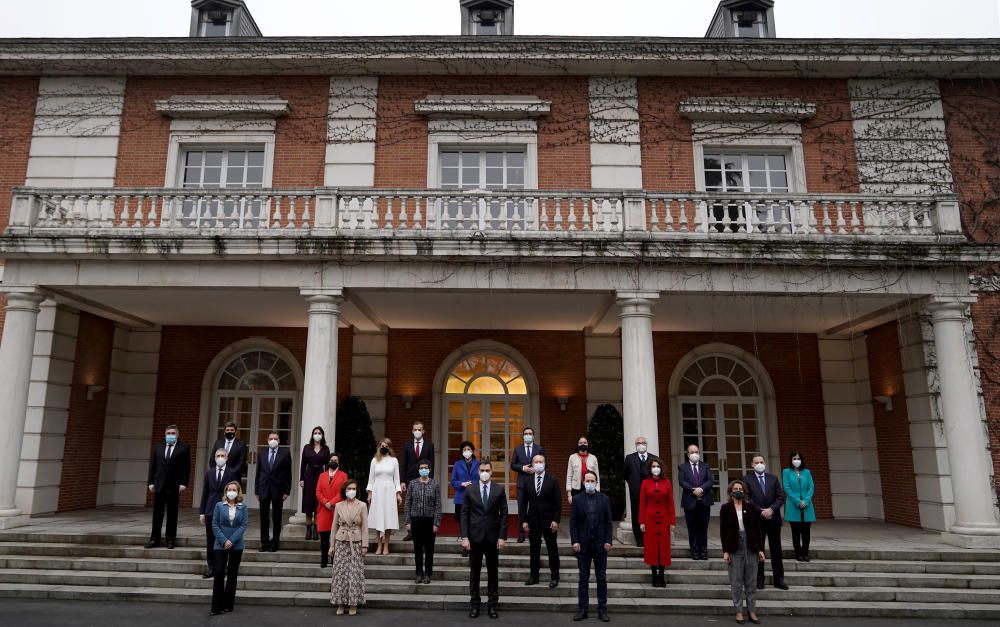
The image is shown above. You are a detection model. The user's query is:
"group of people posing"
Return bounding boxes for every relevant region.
[145,421,817,623]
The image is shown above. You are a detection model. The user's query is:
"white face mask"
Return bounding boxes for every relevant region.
[268,439,279,449]
[523,434,534,444]
[792,459,802,468]
[754,463,766,474]
[345,489,357,500]
[636,444,647,454]
[584,482,597,493]
[226,490,238,501]
[479,471,491,482]
[533,462,545,474]
[688,453,700,463]
[462,450,473,460]
[413,430,423,440]
[651,466,662,476]
[313,433,322,442]
[215,457,226,468]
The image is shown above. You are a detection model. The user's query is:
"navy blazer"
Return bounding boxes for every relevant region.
[741,472,786,527]
[211,501,249,551]
[460,481,509,544]
[449,457,480,505]
[569,491,613,551]
[510,442,545,488]
[677,460,715,509]
[200,465,241,516]
[210,438,247,475]
[255,446,292,500]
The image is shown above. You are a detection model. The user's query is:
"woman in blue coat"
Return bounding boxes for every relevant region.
[782,451,816,562]
[210,480,249,615]
[449,440,479,558]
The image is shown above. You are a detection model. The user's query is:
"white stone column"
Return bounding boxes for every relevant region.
[928,300,1000,546]
[290,288,343,525]
[616,291,660,544]
[0,288,45,527]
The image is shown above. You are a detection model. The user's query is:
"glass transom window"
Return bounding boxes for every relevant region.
[182,149,265,189]
[217,350,296,391]
[445,352,527,395]
[440,150,525,191]
[704,153,789,193]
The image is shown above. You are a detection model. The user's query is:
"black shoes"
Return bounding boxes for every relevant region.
[144,541,159,549]
[573,611,588,621]
[488,605,498,619]
[757,578,766,590]
[549,579,559,589]
[165,540,175,549]
[202,569,214,579]
[516,531,525,544]
[415,575,423,584]
[598,611,610,622]
[525,577,539,586]
[269,543,279,553]
[469,605,480,618]
[403,532,412,541]
[258,543,270,553]
[422,575,431,584]
[803,553,811,562]
[774,578,789,590]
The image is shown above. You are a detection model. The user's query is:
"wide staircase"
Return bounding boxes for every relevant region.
[0,528,998,618]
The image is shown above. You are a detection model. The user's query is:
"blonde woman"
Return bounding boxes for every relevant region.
[367,438,402,555]
[566,436,600,504]
[210,480,248,616]
[329,479,369,615]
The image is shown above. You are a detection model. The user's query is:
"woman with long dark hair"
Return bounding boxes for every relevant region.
[316,451,347,567]
[782,451,816,561]
[300,426,330,540]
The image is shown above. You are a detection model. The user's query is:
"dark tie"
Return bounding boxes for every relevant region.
[759,475,766,492]
[482,484,489,504]
[269,450,276,468]
[217,469,222,483]
[415,441,421,458]
[640,454,646,464]
[166,445,172,460]
[536,475,542,495]
[527,445,532,459]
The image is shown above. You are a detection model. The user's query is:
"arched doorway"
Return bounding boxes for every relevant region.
[202,345,302,508]
[434,342,539,514]
[669,344,778,514]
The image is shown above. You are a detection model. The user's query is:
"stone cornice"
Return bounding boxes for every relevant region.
[678,97,816,121]
[2,38,1000,78]
[155,95,291,119]
[415,95,551,119]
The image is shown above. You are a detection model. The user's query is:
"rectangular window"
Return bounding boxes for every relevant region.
[438,149,526,229]
[703,152,792,232]
[182,149,265,189]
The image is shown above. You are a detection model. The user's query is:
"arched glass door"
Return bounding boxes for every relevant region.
[443,352,529,514]
[213,349,298,507]
[678,354,767,514]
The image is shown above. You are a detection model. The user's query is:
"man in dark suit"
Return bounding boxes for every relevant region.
[209,421,246,476]
[519,454,561,587]
[145,424,190,549]
[510,426,543,543]
[400,421,434,541]
[743,454,788,590]
[677,443,714,560]
[460,459,508,619]
[255,431,292,552]
[623,435,658,548]
[199,447,240,577]
[570,470,612,622]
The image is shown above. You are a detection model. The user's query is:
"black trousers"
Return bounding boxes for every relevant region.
[577,542,608,613]
[630,495,643,545]
[790,522,811,556]
[319,531,331,567]
[203,518,215,568]
[528,523,560,580]
[469,540,499,606]
[684,502,711,555]
[211,549,243,612]
[150,487,179,542]
[411,516,437,576]
[259,497,283,545]
[454,504,463,531]
[758,521,785,581]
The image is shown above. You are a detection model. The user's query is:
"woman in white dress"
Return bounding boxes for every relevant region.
[366,438,402,555]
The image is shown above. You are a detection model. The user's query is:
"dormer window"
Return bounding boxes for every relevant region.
[460,0,515,36]
[705,1,776,39]
[189,0,262,38]
[733,11,765,38]
[472,8,503,35]
[200,9,232,36]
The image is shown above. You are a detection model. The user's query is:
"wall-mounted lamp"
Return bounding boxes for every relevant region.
[557,396,569,412]
[402,395,414,410]
[86,385,106,401]
[873,395,893,412]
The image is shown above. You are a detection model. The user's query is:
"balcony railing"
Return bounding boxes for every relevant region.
[8,187,963,239]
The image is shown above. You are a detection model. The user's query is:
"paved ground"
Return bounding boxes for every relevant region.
[0,601,996,627]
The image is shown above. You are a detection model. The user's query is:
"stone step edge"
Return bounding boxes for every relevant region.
[0,584,997,619]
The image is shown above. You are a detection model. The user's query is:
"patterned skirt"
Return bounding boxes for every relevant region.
[330,540,366,607]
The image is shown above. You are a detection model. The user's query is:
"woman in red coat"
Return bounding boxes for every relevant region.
[315,451,347,567]
[638,457,675,588]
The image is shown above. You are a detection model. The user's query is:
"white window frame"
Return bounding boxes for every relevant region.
[701,151,793,194]
[437,148,527,191]
[179,147,267,189]
[427,128,537,190]
[199,13,232,37]
[165,127,275,189]
[693,133,806,194]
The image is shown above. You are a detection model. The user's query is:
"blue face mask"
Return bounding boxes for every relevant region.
[418,468,430,478]
[584,483,597,494]
[165,434,177,445]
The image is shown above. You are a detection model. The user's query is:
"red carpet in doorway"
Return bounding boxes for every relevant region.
[437,515,521,537]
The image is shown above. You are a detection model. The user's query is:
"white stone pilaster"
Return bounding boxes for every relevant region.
[928,299,1000,547]
[0,289,46,527]
[350,331,388,441]
[589,77,643,190]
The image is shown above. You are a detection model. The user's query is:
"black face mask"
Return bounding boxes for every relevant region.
[578,445,588,453]
[327,462,339,471]
[380,447,389,455]
[224,432,235,441]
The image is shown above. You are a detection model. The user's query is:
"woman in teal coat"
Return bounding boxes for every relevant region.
[782,451,815,562]
[210,480,249,615]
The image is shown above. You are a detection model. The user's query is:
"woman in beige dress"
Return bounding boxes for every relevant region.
[328,479,369,615]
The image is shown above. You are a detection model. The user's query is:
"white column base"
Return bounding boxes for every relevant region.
[615,520,636,545]
[288,513,307,525]
[0,513,30,530]
[941,530,1000,549]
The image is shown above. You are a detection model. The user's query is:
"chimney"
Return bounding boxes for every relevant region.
[460,0,515,35]
[190,0,262,37]
[705,1,776,38]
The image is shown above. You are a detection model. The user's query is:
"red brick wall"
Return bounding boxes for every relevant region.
[115,77,329,187]
[972,294,1000,489]
[385,329,587,496]
[150,325,352,507]
[652,332,833,519]
[0,77,39,347]
[865,321,920,527]
[639,78,860,193]
[374,76,591,189]
[58,312,116,511]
